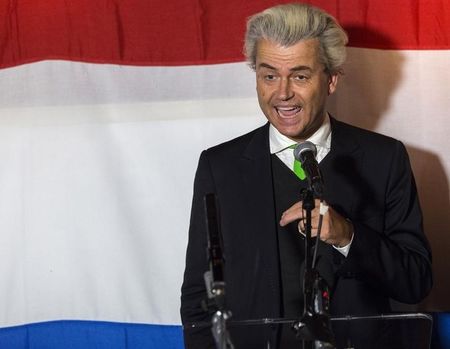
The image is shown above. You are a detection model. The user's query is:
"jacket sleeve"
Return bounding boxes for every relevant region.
[340,140,432,304]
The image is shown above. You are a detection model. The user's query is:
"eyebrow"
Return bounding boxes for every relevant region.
[257,63,313,72]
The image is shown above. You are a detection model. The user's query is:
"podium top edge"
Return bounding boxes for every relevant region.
[331,312,432,322]
[184,312,433,329]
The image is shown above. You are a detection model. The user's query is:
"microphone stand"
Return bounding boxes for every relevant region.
[203,193,234,349]
[208,279,234,349]
[292,188,335,349]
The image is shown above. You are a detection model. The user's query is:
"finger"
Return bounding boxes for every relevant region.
[297,220,306,237]
[298,218,319,236]
[280,202,303,226]
[283,201,302,215]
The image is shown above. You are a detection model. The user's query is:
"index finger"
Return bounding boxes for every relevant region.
[279,201,303,226]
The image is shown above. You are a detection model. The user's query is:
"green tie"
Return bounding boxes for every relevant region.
[289,145,306,180]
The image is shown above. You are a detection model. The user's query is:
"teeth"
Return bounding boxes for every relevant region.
[276,106,301,117]
[277,106,300,111]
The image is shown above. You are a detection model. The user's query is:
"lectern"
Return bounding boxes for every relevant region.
[185,312,433,349]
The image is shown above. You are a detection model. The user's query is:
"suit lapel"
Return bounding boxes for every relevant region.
[239,123,281,316]
[321,118,363,217]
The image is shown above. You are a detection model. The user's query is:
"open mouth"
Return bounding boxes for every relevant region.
[276,106,302,118]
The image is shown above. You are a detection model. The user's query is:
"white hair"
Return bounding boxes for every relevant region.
[244,3,348,74]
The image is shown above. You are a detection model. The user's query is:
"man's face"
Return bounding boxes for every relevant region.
[255,38,338,142]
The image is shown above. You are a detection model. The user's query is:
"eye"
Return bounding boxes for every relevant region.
[264,74,277,81]
[294,74,309,81]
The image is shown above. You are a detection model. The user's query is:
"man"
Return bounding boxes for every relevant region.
[181,3,432,348]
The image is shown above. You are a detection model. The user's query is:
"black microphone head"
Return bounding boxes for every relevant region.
[293,141,317,163]
[293,141,324,197]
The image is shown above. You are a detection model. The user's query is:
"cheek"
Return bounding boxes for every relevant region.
[257,88,269,102]
[305,86,326,105]
[257,91,268,109]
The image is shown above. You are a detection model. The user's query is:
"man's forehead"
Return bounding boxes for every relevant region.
[258,62,313,72]
[255,38,321,68]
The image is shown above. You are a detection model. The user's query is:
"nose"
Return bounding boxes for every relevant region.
[277,77,294,101]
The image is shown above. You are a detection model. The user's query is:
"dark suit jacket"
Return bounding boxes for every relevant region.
[180,118,432,348]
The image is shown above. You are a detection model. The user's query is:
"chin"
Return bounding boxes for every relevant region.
[276,123,303,136]
[278,129,303,141]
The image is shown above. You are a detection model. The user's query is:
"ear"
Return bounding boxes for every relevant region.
[328,73,339,95]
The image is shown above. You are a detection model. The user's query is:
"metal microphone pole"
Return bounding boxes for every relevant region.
[203,193,234,349]
[292,188,334,349]
[292,142,335,348]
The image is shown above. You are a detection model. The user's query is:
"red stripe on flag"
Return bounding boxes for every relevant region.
[0,0,449,69]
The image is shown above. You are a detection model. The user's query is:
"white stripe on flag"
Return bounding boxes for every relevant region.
[0,47,448,328]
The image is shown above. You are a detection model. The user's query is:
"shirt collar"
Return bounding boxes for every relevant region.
[269,114,331,154]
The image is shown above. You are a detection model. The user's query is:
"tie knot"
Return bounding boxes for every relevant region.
[289,144,306,180]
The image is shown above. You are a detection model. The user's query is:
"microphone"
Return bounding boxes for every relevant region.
[204,194,235,349]
[294,141,324,198]
[204,193,226,307]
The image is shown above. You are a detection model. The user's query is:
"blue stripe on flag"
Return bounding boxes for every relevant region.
[0,320,184,349]
[433,313,450,349]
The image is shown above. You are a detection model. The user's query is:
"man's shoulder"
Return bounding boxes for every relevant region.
[332,118,402,151]
[204,123,268,158]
